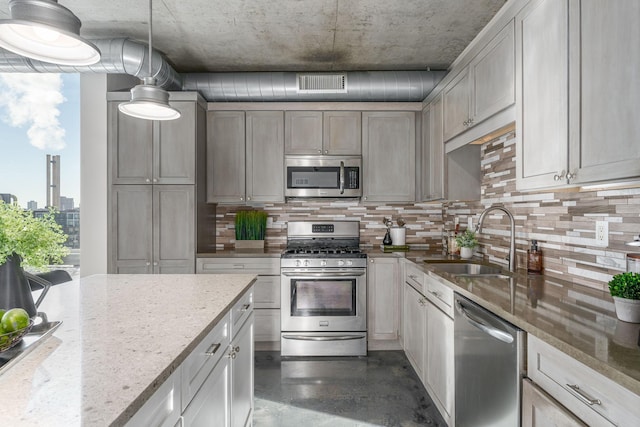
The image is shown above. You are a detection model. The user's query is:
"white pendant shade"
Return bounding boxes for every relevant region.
[0,0,100,66]
[118,78,181,121]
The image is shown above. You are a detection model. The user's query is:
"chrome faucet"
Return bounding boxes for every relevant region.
[475,204,517,272]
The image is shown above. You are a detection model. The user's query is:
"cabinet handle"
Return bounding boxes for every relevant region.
[247,196,251,201]
[324,150,329,154]
[418,298,426,306]
[228,349,237,359]
[240,196,244,201]
[234,345,240,353]
[363,196,367,201]
[152,178,158,183]
[145,262,150,266]
[370,259,374,263]
[145,178,151,183]
[408,274,417,280]
[241,303,251,311]
[205,343,221,356]
[430,290,441,299]
[566,384,601,406]
[566,171,576,181]
[317,149,322,154]
[463,120,468,126]
[553,170,566,181]
[468,118,474,125]
[153,262,158,266]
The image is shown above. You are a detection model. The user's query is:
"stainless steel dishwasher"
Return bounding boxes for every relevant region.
[454,293,524,427]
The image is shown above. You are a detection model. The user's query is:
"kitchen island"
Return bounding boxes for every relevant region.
[0,273,257,426]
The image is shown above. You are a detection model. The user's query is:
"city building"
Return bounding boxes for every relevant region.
[60,196,74,211]
[27,200,38,210]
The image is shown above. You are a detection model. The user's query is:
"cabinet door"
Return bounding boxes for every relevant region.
[362,112,416,202]
[515,0,569,190]
[110,185,153,273]
[402,283,425,380]
[471,20,515,124]
[425,303,454,425]
[442,68,471,141]
[230,313,254,427]
[254,309,280,342]
[367,257,399,341]
[284,111,323,154]
[155,102,196,184]
[182,357,230,427]
[323,111,362,155]
[125,368,181,427]
[153,185,195,274]
[246,111,284,203]
[522,379,586,427]
[569,0,640,184]
[108,102,153,185]
[207,111,246,203]
[421,96,444,201]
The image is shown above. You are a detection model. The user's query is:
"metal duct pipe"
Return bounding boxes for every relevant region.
[0,38,182,90]
[0,39,445,101]
[182,71,446,102]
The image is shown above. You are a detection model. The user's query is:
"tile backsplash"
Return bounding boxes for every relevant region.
[212,130,640,292]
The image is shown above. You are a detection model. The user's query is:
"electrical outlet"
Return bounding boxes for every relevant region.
[267,216,273,227]
[467,217,473,230]
[595,221,608,246]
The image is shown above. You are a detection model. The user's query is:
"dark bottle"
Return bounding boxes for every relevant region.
[383,229,392,245]
[527,240,543,274]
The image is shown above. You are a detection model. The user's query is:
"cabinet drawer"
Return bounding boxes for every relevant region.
[180,312,230,412]
[254,309,280,341]
[231,287,254,336]
[254,275,280,308]
[528,335,640,427]
[424,273,454,318]
[404,262,426,294]
[196,257,280,275]
[127,368,181,427]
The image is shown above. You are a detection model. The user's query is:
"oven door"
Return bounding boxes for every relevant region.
[280,269,366,332]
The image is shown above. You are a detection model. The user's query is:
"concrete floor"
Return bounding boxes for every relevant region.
[254,351,447,427]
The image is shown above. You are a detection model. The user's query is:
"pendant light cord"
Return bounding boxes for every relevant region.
[148,0,153,78]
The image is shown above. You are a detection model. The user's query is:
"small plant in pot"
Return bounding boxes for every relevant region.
[455,229,478,259]
[234,209,268,250]
[608,272,640,323]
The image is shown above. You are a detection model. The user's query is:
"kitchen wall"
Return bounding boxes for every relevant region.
[213,129,640,293]
[444,130,640,292]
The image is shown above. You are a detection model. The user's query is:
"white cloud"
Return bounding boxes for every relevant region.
[0,73,66,150]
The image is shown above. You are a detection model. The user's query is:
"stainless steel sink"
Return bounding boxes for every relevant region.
[430,262,510,278]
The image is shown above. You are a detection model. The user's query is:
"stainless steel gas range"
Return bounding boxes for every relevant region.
[280,221,367,357]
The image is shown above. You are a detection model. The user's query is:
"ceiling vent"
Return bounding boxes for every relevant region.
[297,73,347,93]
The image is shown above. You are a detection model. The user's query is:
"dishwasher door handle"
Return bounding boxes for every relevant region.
[456,300,514,344]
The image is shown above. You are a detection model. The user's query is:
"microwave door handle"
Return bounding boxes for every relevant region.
[339,161,345,194]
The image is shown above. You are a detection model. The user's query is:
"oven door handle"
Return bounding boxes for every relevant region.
[339,160,345,194]
[281,271,366,277]
[282,335,364,341]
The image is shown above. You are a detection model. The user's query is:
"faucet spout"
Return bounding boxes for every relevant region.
[476,204,516,272]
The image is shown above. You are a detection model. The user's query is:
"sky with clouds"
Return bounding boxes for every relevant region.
[0,73,80,209]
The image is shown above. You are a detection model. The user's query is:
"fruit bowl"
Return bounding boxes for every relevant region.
[0,320,34,353]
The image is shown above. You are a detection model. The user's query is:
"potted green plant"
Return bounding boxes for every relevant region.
[608,272,640,323]
[0,202,68,317]
[455,229,478,259]
[234,209,268,250]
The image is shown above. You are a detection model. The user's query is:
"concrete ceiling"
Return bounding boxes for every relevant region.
[0,0,507,73]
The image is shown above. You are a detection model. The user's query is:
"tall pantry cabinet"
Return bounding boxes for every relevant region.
[107,92,207,273]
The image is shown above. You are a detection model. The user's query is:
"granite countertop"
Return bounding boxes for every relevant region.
[399,253,640,396]
[0,273,257,426]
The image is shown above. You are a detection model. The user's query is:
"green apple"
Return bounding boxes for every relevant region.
[1,308,30,332]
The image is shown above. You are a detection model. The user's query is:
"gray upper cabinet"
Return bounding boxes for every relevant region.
[568,0,640,184]
[443,20,515,142]
[515,0,571,190]
[207,111,246,203]
[362,111,416,202]
[284,111,361,155]
[246,111,284,203]
[109,185,195,274]
[516,0,639,190]
[109,101,197,185]
[421,95,444,201]
[208,111,284,203]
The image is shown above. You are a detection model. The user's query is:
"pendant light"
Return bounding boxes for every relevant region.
[0,0,100,66]
[118,0,180,121]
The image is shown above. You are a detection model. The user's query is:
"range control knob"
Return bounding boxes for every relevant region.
[337,260,345,266]
[295,260,302,267]
[320,260,327,267]
[303,260,310,267]
[346,260,353,266]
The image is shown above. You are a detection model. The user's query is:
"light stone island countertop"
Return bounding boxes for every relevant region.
[0,273,257,426]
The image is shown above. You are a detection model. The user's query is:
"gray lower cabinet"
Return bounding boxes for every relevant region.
[207,111,284,204]
[516,0,640,190]
[110,185,195,274]
[108,100,199,185]
[403,282,426,379]
[128,287,255,427]
[367,257,400,343]
[362,111,416,202]
[522,379,586,427]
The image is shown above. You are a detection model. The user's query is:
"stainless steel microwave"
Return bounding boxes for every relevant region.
[285,156,362,198]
